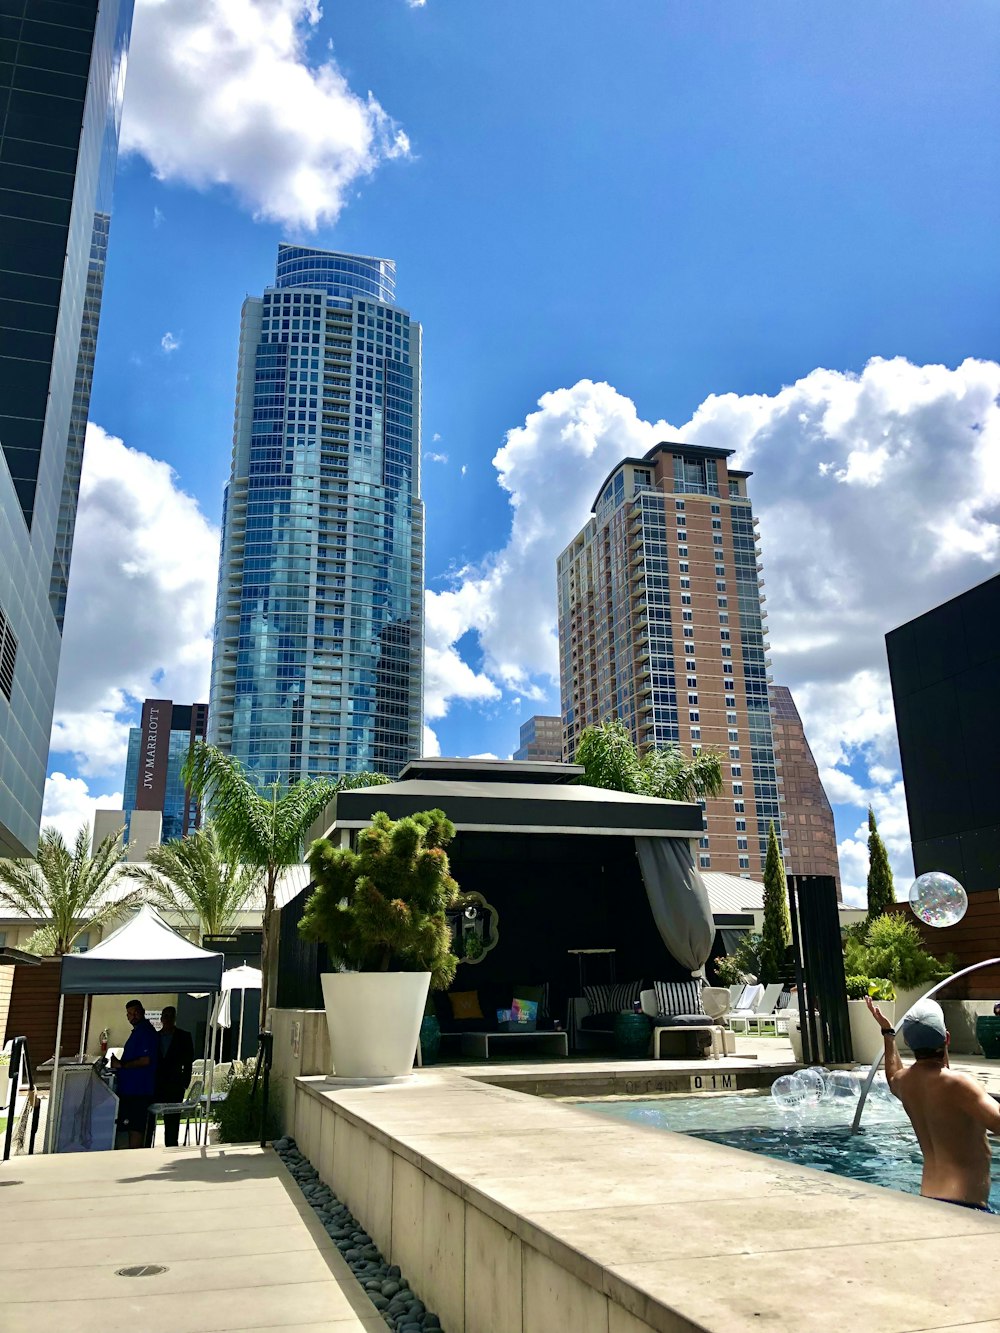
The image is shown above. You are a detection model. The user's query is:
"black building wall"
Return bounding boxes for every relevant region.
[886,574,1000,893]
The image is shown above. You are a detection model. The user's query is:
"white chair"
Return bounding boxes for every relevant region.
[726,983,766,1033]
[742,984,786,1036]
[147,1076,205,1147]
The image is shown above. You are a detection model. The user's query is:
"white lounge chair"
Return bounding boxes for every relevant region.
[742,984,786,1036]
[726,983,767,1033]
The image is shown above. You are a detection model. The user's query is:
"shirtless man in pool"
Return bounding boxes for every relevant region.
[866,995,1000,1211]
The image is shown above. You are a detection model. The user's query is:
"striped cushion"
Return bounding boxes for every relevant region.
[654,979,703,1017]
[583,980,642,1016]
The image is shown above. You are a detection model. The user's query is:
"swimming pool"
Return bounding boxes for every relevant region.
[577,1089,1000,1207]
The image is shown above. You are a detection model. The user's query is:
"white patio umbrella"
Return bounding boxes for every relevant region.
[221,964,263,1061]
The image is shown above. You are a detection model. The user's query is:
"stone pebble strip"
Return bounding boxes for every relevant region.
[273,1136,445,1333]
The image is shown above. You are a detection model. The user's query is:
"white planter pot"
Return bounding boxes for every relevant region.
[321,972,430,1079]
[847,998,896,1066]
[788,1018,803,1064]
[893,982,936,1024]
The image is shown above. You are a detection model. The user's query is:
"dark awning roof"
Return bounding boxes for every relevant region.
[323,779,703,839]
[399,757,583,785]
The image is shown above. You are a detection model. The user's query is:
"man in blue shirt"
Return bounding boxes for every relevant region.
[110,1000,159,1148]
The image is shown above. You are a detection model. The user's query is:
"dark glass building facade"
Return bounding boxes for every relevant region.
[122,699,208,844]
[0,0,133,856]
[208,245,424,786]
[887,573,1000,893]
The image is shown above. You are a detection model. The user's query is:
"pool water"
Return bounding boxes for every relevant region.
[578,1091,1000,1207]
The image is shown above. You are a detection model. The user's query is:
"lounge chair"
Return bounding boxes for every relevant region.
[732,983,785,1035]
[726,982,767,1033]
[640,981,736,1059]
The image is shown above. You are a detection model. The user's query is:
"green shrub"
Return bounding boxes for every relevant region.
[846,912,950,989]
[210,1058,284,1144]
[845,974,895,1001]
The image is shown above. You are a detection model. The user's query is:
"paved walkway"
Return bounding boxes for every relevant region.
[0,1144,383,1333]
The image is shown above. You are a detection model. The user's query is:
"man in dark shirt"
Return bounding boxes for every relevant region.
[155,1006,195,1147]
[110,1000,158,1148]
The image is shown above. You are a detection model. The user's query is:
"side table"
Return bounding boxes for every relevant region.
[614,1011,651,1058]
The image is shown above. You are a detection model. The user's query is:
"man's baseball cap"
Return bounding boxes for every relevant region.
[901,998,947,1052]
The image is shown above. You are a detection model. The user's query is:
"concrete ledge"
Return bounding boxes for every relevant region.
[291,1069,1000,1333]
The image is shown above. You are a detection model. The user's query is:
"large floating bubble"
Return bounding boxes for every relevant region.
[909,871,968,928]
[771,1073,811,1111]
[825,1069,861,1100]
[795,1067,826,1105]
[867,1072,896,1105]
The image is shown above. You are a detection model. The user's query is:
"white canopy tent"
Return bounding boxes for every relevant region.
[48,906,224,1152]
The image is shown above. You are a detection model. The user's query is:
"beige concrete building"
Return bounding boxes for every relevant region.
[513,714,564,763]
[769,684,842,898]
[557,442,780,877]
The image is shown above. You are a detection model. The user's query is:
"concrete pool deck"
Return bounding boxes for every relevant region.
[0,1143,387,1332]
[291,1062,1000,1333]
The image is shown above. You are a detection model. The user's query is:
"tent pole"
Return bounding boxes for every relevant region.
[237,987,246,1062]
[46,994,66,1154]
[78,994,90,1059]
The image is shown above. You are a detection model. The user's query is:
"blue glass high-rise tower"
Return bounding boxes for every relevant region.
[0,0,134,856]
[208,245,424,785]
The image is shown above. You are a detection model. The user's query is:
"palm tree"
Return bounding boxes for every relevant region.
[0,824,141,955]
[131,823,260,943]
[182,742,391,1022]
[575,719,724,802]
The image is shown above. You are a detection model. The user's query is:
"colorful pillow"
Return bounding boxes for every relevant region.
[448,990,484,1020]
[512,982,549,1019]
[583,980,642,1016]
[654,979,703,1016]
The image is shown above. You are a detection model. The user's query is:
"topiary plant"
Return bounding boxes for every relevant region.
[300,808,461,989]
[845,974,895,1002]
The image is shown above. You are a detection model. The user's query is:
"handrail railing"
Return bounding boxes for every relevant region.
[249,1030,273,1149]
[3,1035,40,1162]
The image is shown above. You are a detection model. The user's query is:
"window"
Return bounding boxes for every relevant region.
[711,504,721,514]
[735,819,747,832]
[73,932,91,953]
[733,783,743,796]
[677,530,687,543]
[729,746,741,759]
[716,581,727,593]
[731,765,742,777]
[675,500,685,510]
[678,546,688,557]
[683,626,694,638]
[726,711,737,724]
[676,514,687,526]
[688,694,699,705]
[725,695,736,708]
[691,727,701,740]
[728,729,739,742]
[720,629,731,641]
[737,837,749,851]
[720,612,729,624]
[0,604,17,703]
[686,676,698,688]
[738,854,750,870]
[679,561,689,573]
[715,565,726,577]
[681,593,692,605]
[722,645,732,657]
[713,534,723,546]
[734,800,745,812]
[682,609,693,621]
[699,836,710,850]
[680,577,691,589]
[689,710,700,722]
[718,597,728,608]
[685,658,697,671]
[712,518,722,530]
[699,854,711,868]
[723,663,734,675]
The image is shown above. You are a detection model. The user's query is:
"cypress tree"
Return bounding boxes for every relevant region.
[866,806,895,922]
[759,821,791,984]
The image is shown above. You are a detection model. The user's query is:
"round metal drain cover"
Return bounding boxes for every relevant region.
[116,1265,168,1278]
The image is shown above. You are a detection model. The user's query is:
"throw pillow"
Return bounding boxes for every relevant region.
[654,979,703,1016]
[584,980,642,1016]
[448,990,484,1020]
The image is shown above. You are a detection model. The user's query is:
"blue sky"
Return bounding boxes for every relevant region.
[46,1,1000,898]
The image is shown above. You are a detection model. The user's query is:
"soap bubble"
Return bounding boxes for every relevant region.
[867,1072,895,1105]
[771,1074,811,1111]
[909,871,967,927]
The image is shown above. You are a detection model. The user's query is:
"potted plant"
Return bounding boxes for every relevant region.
[845,914,952,1022]
[299,808,460,1078]
[846,975,895,1065]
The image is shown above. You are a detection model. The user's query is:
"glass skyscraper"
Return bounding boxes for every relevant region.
[208,245,424,786]
[0,0,133,856]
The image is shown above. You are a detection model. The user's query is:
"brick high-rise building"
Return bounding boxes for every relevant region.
[768,684,841,897]
[557,442,780,876]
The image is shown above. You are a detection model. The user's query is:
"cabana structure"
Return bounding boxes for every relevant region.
[47,906,224,1152]
[276,759,713,1022]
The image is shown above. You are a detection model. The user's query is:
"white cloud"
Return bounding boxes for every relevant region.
[160,331,180,353]
[41,773,124,847]
[422,724,441,758]
[460,465,467,477]
[121,0,410,230]
[429,358,1000,880]
[50,423,219,779]
[432,432,442,442]
[424,451,448,464]
[152,206,164,228]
